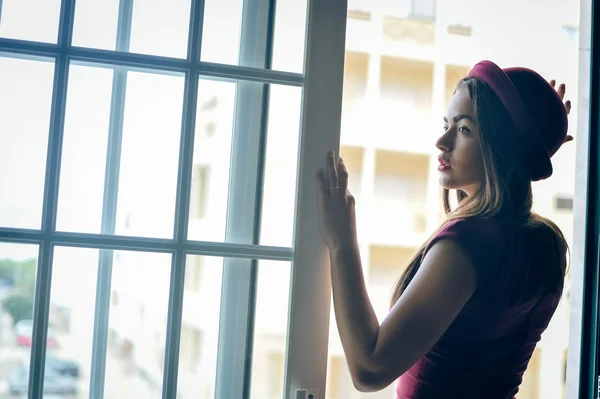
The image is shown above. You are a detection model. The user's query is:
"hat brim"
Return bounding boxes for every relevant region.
[468,60,552,181]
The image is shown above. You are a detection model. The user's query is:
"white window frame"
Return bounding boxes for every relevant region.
[0,0,347,398]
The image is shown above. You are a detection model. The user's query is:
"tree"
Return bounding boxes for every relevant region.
[0,258,37,325]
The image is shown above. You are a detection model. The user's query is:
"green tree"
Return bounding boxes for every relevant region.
[0,258,37,325]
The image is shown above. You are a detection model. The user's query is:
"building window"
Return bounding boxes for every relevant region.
[184,256,203,293]
[562,25,579,43]
[200,96,218,112]
[191,166,210,219]
[410,0,436,20]
[205,121,216,137]
[555,195,574,211]
[180,325,202,374]
[267,352,285,397]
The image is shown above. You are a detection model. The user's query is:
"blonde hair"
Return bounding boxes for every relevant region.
[390,77,568,307]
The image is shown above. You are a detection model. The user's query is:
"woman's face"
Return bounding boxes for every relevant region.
[436,86,485,196]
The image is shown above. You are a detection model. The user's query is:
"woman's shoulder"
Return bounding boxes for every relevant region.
[425,217,507,284]
[436,216,505,242]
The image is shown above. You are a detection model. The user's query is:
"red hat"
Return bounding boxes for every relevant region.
[467,60,568,181]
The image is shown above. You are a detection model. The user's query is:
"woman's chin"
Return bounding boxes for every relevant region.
[438,175,456,190]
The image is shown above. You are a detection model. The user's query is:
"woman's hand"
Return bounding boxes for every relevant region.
[315,150,359,250]
[550,80,574,144]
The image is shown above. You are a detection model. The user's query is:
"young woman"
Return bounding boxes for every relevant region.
[316,60,574,398]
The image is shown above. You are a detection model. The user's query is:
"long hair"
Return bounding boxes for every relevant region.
[389,77,569,307]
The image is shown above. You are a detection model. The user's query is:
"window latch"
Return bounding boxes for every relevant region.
[295,389,319,399]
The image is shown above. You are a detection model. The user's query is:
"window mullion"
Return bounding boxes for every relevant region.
[30,60,70,399]
[214,0,273,397]
[161,0,206,397]
[283,0,348,398]
[88,0,134,398]
[29,0,76,397]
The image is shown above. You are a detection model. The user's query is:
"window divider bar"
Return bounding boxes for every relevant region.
[214,0,273,396]
[160,1,206,392]
[161,250,187,399]
[29,1,75,397]
[88,0,134,397]
[0,227,295,260]
[283,0,348,397]
[0,37,305,86]
[56,0,75,48]
[160,0,207,389]
[30,244,55,399]
[187,0,205,63]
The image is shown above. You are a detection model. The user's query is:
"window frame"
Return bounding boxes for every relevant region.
[569,0,600,398]
[0,0,347,398]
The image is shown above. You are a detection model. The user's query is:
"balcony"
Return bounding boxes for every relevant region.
[383,16,435,46]
[341,99,437,153]
[366,200,428,247]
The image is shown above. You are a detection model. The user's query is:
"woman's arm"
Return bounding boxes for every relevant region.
[317,152,477,392]
[330,238,476,392]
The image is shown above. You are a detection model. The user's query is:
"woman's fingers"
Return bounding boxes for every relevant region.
[557,83,566,100]
[328,150,339,189]
[338,156,349,193]
[550,80,571,115]
[564,134,574,143]
[316,168,328,200]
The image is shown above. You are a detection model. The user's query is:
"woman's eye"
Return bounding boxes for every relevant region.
[443,126,449,132]
[458,126,471,133]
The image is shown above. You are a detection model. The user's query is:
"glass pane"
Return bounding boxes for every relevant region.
[200,0,243,65]
[0,57,54,230]
[271,0,308,73]
[177,255,223,398]
[129,0,191,58]
[187,80,302,246]
[187,78,236,242]
[46,246,98,398]
[57,65,184,238]
[200,0,308,71]
[72,0,119,51]
[47,246,171,398]
[56,64,113,234]
[328,1,582,398]
[116,71,184,238]
[107,250,171,397]
[259,85,303,247]
[249,260,291,399]
[176,256,291,399]
[0,0,61,43]
[0,243,38,398]
[72,0,191,58]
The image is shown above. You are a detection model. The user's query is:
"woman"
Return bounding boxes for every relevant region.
[316,60,574,398]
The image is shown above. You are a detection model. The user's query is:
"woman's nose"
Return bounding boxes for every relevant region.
[436,131,451,152]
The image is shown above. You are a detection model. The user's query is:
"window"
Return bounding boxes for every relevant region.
[410,0,436,20]
[555,195,574,211]
[184,255,203,293]
[190,165,210,220]
[1,1,598,399]
[0,0,345,398]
